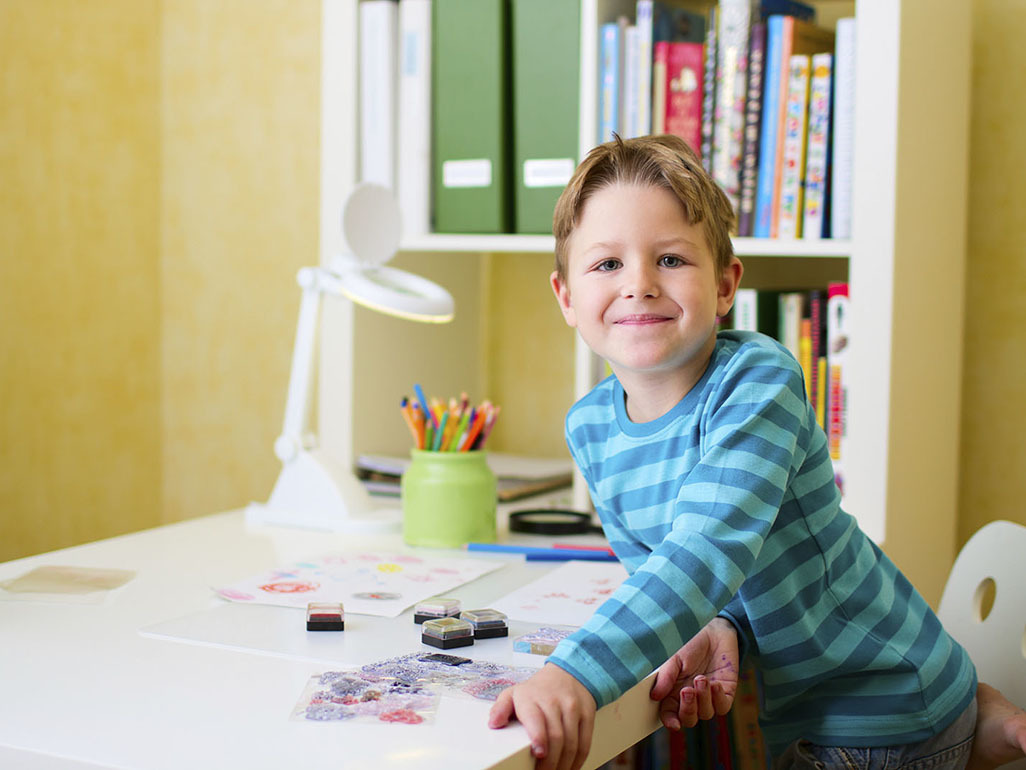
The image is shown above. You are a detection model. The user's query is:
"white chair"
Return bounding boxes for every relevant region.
[937,519,1026,769]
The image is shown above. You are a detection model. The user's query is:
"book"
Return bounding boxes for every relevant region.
[756,0,815,22]
[397,0,432,237]
[737,21,767,237]
[598,20,625,143]
[777,291,804,360]
[655,41,704,153]
[359,0,399,190]
[732,288,781,336]
[511,0,580,233]
[623,23,641,138]
[634,0,655,137]
[579,0,636,153]
[831,18,856,240]
[777,53,811,239]
[700,4,717,171]
[753,15,834,238]
[807,288,826,422]
[357,453,574,502]
[432,0,512,233]
[826,282,850,494]
[802,52,833,240]
[712,0,754,212]
[730,662,769,770]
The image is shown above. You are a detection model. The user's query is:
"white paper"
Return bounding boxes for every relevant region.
[214,552,503,618]
[489,561,628,627]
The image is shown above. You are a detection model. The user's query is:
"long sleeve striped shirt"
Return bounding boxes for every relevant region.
[547,331,975,753]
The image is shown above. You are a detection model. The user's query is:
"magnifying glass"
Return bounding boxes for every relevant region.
[509,509,604,536]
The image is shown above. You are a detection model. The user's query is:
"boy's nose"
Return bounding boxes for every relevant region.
[620,263,659,299]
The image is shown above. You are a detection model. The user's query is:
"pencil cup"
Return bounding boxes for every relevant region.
[401,449,497,548]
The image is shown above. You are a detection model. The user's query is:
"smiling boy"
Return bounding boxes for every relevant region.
[487,135,992,770]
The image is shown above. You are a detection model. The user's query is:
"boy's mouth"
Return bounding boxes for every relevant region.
[615,314,671,325]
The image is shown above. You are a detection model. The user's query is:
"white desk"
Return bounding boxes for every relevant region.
[0,509,661,770]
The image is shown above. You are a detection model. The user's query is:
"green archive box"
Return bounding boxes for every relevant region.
[511,0,581,234]
[432,0,512,233]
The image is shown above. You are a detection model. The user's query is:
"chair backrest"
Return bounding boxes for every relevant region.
[937,519,1026,767]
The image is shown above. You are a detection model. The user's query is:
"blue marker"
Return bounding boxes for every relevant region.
[414,383,436,429]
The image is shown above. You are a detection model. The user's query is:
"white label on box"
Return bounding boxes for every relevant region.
[442,159,492,188]
[524,158,575,188]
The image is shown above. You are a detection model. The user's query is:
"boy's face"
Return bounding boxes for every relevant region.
[551,183,741,390]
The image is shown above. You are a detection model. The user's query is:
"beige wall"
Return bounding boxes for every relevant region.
[957,0,1026,544]
[2,0,1024,568]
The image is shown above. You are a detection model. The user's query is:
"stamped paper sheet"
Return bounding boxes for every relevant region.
[214,552,502,617]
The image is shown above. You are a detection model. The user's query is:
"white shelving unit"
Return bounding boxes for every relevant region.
[318,0,970,604]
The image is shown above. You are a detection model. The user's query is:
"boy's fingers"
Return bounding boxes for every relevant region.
[677,687,698,729]
[649,658,680,700]
[488,688,515,728]
[513,699,550,766]
[711,681,734,715]
[573,710,595,770]
[695,676,714,721]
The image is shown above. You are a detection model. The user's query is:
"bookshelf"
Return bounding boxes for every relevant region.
[318,0,970,606]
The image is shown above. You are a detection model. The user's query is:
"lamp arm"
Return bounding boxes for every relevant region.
[274,267,325,463]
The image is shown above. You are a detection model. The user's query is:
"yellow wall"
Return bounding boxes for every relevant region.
[2,0,1025,569]
[159,0,319,521]
[957,0,1026,543]
[0,1,163,560]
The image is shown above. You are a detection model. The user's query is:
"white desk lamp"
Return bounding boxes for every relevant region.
[246,184,454,532]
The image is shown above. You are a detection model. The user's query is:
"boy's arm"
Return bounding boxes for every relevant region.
[551,343,811,707]
[488,663,596,770]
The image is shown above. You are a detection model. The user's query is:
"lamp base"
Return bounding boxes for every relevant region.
[246,448,401,533]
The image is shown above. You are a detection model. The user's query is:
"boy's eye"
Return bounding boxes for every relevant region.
[659,255,684,267]
[595,259,621,271]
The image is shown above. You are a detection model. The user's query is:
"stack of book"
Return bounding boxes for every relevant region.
[725,282,850,493]
[358,0,854,240]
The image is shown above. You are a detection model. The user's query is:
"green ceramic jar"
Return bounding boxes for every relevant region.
[401,449,497,548]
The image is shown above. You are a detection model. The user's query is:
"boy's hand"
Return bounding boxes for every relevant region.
[488,663,596,770]
[649,617,739,731]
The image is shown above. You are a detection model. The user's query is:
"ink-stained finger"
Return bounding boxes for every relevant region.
[695,676,714,721]
[677,687,699,729]
[711,681,733,716]
[660,690,682,731]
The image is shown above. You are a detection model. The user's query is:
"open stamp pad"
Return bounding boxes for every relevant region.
[421,617,474,649]
[460,608,508,639]
[307,602,345,631]
[413,597,461,624]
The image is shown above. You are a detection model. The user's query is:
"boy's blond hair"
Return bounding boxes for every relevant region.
[553,134,735,280]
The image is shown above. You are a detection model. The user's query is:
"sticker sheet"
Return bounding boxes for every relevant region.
[214,552,502,617]
[489,560,628,627]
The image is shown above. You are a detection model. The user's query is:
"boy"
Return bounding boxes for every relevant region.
[488,135,1026,770]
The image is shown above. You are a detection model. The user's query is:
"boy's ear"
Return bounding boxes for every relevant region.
[550,270,577,328]
[716,257,744,318]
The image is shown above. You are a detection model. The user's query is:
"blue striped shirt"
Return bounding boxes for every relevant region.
[548,331,975,752]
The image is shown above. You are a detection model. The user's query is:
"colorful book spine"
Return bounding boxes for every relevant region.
[700,4,717,170]
[827,281,850,494]
[777,53,811,239]
[730,663,769,770]
[802,52,833,240]
[808,288,826,422]
[599,21,624,142]
[753,14,785,237]
[831,18,856,240]
[712,0,752,211]
[737,21,766,237]
[799,317,813,398]
[662,41,704,153]
[652,40,668,135]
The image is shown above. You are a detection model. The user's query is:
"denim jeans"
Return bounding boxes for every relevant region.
[773,698,977,770]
